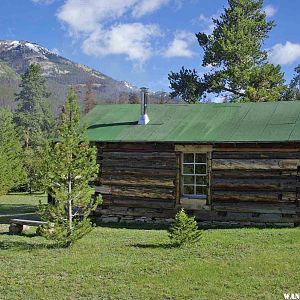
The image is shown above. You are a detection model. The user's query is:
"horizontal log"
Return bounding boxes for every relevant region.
[95,206,175,218]
[101,166,177,177]
[100,175,175,188]
[212,177,298,191]
[211,201,297,214]
[213,143,300,152]
[175,145,212,152]
[102,195,175,209]
[212,170,298,178]
[213,151,300,159]
[110,186,175,200]
[101,152,176,159]
[212,191,296,203]
[98,142,175,152]
[212,159,300,170]
[100,160,176,170]
[94,185,111,194]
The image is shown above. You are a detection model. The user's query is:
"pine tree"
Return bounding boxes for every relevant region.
[169,0,285,103]
[83,81,96,114]
[39,89,101,247]
[14,63,54,148]
[283,65,300,101]
[14,64,54,192]
[168,209,202,247]
[0,108,25,195]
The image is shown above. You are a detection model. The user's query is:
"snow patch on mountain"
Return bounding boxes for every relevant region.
[0,40,58,57]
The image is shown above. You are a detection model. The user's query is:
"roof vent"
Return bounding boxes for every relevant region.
[138,87,150,125]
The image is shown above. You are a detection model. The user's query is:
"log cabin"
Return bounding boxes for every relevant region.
[84,90,300,227]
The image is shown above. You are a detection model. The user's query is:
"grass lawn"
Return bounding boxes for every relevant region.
[0,193,47,224]
[0,194,300,299]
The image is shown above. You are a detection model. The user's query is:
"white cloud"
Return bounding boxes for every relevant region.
[56,0,178,63]
[132,0,170,18]
[264,4,277,17]
[82,23,161,63]
[164,31,195,58]
[269,41,300,65]
[57,0,137,34]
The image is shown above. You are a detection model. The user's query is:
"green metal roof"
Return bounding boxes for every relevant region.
[83,101,300,143]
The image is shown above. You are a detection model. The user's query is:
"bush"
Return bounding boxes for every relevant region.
[168,209,202,247]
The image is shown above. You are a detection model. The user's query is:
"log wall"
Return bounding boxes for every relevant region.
[93,142,300,227]
[94,143,178,220]
[209,145,300,226]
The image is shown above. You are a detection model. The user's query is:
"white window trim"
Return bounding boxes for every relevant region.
[181,152,208,199]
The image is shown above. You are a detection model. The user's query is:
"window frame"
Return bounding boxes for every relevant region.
[181,152,209,200]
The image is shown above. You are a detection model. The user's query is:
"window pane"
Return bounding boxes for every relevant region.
[183,153,194,163]
[196,176,207,185]
[183,185,194,195]
[183,175,194,185]
[195,153,206,163]
[183,164,194,174]
[196,186,207,195]
[195,164,206,175]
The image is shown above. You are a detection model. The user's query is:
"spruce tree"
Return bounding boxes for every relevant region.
[14,64,54,192]
[39,89,101,247]
[0,108,25,195]
[283,65,300,101]
[14,63,53,147]
[169,0,285,103]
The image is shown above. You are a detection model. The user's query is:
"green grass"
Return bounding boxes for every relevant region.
[0,194,300,299]
[0,193,47,223]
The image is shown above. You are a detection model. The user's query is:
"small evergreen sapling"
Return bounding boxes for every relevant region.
[39,89,101,247]
[168,209,202,247]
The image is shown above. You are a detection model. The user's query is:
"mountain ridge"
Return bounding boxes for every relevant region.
[0,40,146,112]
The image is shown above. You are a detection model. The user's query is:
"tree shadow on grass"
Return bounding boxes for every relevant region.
[0,231,59,250]
[132,243,178,249]
[93,221,169,231]
[0,238,58,251]
[0,204,37,215]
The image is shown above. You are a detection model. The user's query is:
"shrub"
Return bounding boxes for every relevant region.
[168,209,202,247]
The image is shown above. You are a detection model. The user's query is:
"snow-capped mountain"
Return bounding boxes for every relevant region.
[0,40,141,111]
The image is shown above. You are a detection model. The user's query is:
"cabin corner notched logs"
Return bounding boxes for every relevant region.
[93,142,300,227]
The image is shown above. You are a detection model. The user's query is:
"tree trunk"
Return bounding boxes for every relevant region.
[68,174,72,232]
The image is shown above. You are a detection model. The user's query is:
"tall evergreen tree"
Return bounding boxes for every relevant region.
[0,108,25,195]
[169,0,285,103]
[282,65,300,101]
[14,64,54,192]
[83,81,96,114]
[14,63,53,148]
[39,90,101,247]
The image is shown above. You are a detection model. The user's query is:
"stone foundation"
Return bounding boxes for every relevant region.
[93,214,295,228]
[94,215,175,225]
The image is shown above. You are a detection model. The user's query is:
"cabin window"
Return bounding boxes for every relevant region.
[182,153,208,198]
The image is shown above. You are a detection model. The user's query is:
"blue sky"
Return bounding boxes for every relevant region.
[0,0,300,91]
